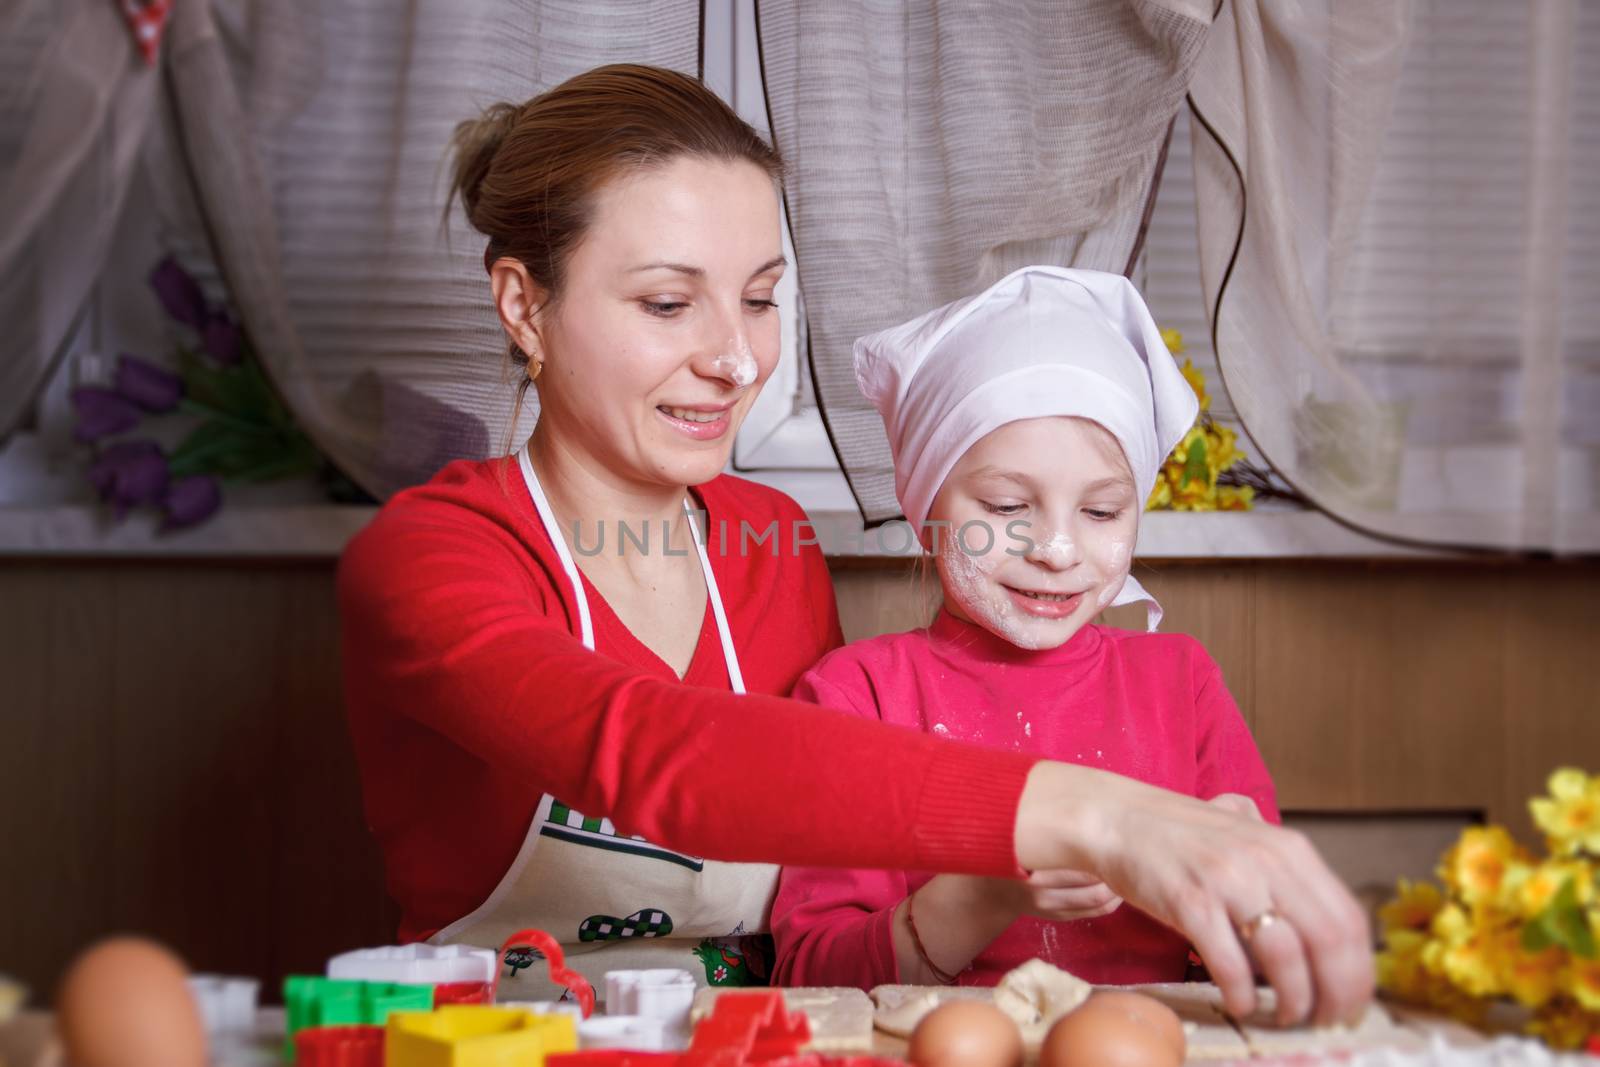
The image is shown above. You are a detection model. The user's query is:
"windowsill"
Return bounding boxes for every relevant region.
[0,504,381,558]
[0,501,1452,559]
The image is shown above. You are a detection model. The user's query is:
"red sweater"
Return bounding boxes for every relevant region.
[337,460,1040,941]
[771,610,1279,989]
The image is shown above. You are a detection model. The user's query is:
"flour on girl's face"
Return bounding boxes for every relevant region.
[708,336,758,387]
[1096,540,1133,609]
[1032,531,1078,568]
[938,535,1039,647]
[926,417,1140,652]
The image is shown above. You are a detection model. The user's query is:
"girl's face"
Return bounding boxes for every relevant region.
[528,155,785,488]
[928,417,1140,650]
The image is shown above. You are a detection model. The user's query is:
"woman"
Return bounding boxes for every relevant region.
[337,64,1371,1025]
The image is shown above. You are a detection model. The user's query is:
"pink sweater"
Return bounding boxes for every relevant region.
[771,609,1279,989]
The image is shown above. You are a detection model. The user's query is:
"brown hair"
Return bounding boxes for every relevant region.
[447,64,786,433]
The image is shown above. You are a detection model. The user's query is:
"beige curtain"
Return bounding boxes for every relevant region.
[158,0,702,499]
[757,0,1216,524]
[1191,0,1600,553]
[0,1,159,443]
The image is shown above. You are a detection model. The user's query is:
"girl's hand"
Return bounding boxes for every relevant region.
[1207,792,1263,820]
[1014,868,1122,921]
[1016,797,1255,923]
[1014,762,1373,1029]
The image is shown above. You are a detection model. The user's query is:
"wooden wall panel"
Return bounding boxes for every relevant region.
[1250,565,1510,816]
[108,568,282,980]
[1499,565,1600,841]
[268,572,397,980]
[828,559,939,644]
[0,562,390,1003]
[0,567,116,1002]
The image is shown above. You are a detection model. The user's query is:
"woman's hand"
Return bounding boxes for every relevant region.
[1014,763,1373,1028]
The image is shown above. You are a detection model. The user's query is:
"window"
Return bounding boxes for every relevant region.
[702,0,858,514]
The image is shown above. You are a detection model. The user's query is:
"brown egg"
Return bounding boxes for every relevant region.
[908,999,1025,1067]
[56,936,208,1067]
[1039,992,1185,1067]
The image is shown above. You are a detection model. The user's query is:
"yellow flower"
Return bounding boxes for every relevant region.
[1179,358,1210,412]
[1439,826,1528,909]
[1377,928,1431,1000]
[1435,925,1508,998]
[1429,901,1472,944]
[1513,859,1595,919]
[1570,955,1600,1012]
[1205,424,1240,474]
[1528,999,1600,1050]
[1531,768,1600,857]
[1161,327,1185,356]
[1216,485,1255,511]
[1380,879,1446,935]
[1504,944,1566,1008]
[1146,477,1172,511]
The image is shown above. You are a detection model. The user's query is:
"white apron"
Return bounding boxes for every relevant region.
[429,449,780,1000]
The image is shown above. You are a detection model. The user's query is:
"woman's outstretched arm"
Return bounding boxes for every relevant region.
[340,495,1371,1026]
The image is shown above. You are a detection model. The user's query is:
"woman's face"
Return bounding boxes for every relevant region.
[528,155,785,489]
[928,417,1141,651]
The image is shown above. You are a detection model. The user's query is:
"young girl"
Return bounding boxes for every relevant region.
[769,265,1279,989]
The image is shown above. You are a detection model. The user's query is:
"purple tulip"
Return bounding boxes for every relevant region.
[114,353,184,413]
[149,255,209,329]
[88,440,170,519]
[202,311,242,365]
[161,475,223,530]
[70,386,142,442]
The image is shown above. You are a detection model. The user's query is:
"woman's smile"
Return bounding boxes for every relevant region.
[656,401,736,440]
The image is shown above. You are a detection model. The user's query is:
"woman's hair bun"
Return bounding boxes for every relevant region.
[448,101,522,227]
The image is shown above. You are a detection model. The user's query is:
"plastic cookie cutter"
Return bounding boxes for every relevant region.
[504,1000,588,1021]
[283,976,435,1059]
[387,1004,578,1067]
[548,1053,680,1067]
[328,943,497,1007]
[186,974,259,1035]
[685,990,812,1066]
[579,1014,669,1051]
[605,969,696,1047]
[494,928,597,1018]
[293,1024,385,1067]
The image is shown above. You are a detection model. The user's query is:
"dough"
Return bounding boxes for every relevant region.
[872,960,1091,1046]
[992,959,1092,1040]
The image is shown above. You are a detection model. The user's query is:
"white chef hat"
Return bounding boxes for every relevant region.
[853,265,1199,630]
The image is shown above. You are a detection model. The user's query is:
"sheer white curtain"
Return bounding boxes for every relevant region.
[0,1,159,444]
[156,0,701,498]
[1190,0,1600,552]
[757,0,1216,524]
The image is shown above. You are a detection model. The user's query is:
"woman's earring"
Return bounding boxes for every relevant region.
[526,348,543,382]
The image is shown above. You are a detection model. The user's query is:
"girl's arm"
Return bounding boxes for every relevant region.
[769,668,1023,986]
[1189,644,1281,824]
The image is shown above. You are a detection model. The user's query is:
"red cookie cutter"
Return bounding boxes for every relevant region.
[494,927,597,1018]
[294,1024,385,1067]
[685,990,812,1066]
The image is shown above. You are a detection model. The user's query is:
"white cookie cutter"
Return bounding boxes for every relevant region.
[505,1000,587,1020]
[326,943,497,985]
[579,1015,669,1050]
[604,969,696,1047]
[187,974,260,1035]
